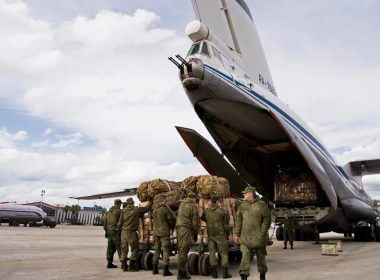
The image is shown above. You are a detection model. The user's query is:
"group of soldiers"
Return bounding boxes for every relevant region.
[104,186,293,280]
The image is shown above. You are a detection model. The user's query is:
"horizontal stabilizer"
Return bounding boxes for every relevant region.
[349,159,380,176]
[176,126,249,195]
[70,188,137,200]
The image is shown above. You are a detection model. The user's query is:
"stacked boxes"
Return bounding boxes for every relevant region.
[274,171,319,203]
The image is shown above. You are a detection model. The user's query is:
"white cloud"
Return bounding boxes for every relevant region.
[0,127,28,147]
[43,128,54,136]
[0,0,207,206]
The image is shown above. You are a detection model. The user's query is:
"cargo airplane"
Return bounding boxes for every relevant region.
[169,0,380,241]
[73,0,380,241]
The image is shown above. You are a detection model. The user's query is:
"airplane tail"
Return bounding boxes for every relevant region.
[191,0,276,95]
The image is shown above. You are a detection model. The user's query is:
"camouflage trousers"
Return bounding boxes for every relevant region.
[284,229,294,246]
[177,227,193,272]
[106,230,121,262]
[120,230,139,262]
[153,236,171,265]
[208,235,229,268]
[239,244,268,276]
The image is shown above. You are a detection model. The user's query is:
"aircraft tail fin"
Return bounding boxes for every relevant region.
[191,0,276,95]
[348,159,380,176]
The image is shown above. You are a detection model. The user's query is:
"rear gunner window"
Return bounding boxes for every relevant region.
[201,42,209,56]
[187,42,201,56]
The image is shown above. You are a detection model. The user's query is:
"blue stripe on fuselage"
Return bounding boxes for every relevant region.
[203,64,350,181]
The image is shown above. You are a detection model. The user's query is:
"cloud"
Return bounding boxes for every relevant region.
[0,127,28,147]
[43,128,53,136]
[0,0,207,206]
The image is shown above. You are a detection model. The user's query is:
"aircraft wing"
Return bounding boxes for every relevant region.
[176,126,249,195]
[191,0,276,94]
[70,188,137,200]
[349,159,380,176]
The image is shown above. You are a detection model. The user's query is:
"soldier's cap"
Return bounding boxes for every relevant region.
[187,192,198,199]
[126,198,134,205]
[242,186,256,194]
[114,199,122,204]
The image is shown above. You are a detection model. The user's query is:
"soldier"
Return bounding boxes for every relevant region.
[103,199,122,269]
[235,186,271,280]
[176,192,199,280]
[283,212,295,250]
[152,194,176,276]
[201,194,232,279]
[117,198,151,272]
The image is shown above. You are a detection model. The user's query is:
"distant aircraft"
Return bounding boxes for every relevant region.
[0,204,56,228]
[168,0,380,241]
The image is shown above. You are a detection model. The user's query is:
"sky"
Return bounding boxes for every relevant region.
[0,0,379,208]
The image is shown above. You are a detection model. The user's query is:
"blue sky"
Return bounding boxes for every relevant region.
[0,0,379,207]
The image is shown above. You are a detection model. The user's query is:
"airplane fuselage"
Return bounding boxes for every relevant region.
[178,37,378,233]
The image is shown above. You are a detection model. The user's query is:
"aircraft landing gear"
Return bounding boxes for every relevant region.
[354,226,374,241]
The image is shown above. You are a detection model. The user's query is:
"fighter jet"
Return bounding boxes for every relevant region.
[169,0,380,241]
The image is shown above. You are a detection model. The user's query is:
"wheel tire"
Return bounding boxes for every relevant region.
[187,253,199,275]
[354,226,374,242]
[143,252,153,270]
[198,254,210,276]
[276,227,284,241]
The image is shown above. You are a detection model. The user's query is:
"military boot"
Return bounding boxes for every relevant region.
[106,260,117,269]
[163,265,173,276]
[153,262,159,275]
[122,261,128,272]
[260,272,266,280]
[177,270,191,279]
[222,268,232,279]
[211,266,218,278]
[291,244,294,250]
[240,274,247,280]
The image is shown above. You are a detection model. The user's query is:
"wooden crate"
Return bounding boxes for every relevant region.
[322,243,339,256]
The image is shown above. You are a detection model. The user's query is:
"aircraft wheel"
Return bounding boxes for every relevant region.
[187,253,199,275]
[276,227,284,241]
[142,252,153,270]
[354,226,374,242]
[198,254,210,276]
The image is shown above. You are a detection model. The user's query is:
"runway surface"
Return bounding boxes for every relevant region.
[0,225,379,280]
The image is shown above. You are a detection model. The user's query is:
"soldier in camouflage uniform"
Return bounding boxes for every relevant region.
[117,198,151,272]
[235,186,271,280]
[103,199,122,268]
[152,194,176,276]
[201,194,232,279]
[283,212,295,250]
[176,192,199,280]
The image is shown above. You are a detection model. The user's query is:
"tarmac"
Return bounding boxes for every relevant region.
[0,225,379,280]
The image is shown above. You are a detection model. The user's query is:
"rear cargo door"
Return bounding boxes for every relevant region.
[176,126,249,196]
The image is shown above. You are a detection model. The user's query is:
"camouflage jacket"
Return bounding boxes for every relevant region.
[117,204,151,231]
[201,203,230,237]
[283,218,295,232]
[103,206,122,231]
[152,204,176,237]
[176,198,199,233]
[235,197,271,248]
